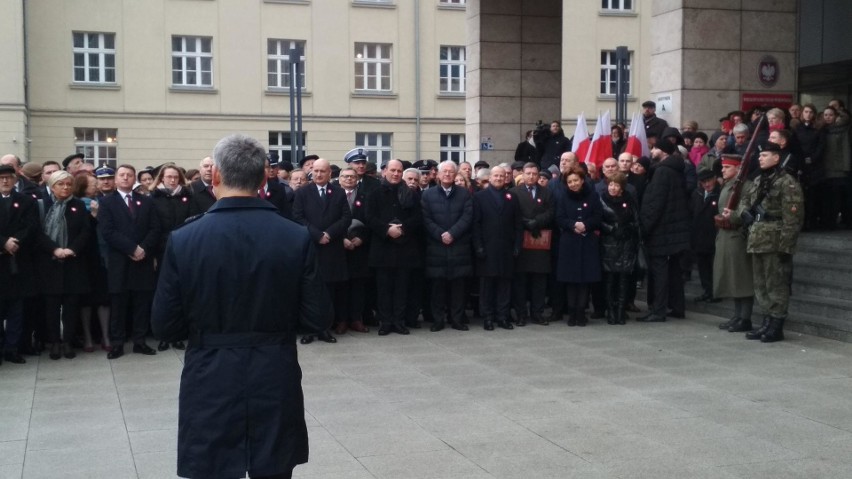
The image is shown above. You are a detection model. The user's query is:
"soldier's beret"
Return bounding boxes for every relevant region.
[344,148,369,163]
[62,153,85,169]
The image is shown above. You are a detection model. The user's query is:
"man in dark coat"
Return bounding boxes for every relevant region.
[536,121,572,173]
[189,156,216,215]
[293,158,351,344]
[421,160,473,332]
[0,164,39,364]
[510,162,554,326]
[336,166,371,334]
[98,164,161,358]
[473,166,523,330]
[638,141,691,322]
[642,101,669,141]
[689,169,721,302]
[260,157,293,219]
[152,134,330,479]
[514,130,538,165]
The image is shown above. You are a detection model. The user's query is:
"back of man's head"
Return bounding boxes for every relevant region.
[213,134,266,192]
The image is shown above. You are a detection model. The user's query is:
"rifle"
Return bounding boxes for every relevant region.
[714,115,766,230]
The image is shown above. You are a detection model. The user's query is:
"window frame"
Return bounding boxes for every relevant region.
[267,39,307,91]
[171,35,214,88]
[440,134,466,164]
[72,32,117,84]
[601,0,633,12]
[439,46,466,94]
[74,128,118,169]
[599,50,632,97]
[355,132,393,164]
[268,131,308,163]
[354,43,392,92]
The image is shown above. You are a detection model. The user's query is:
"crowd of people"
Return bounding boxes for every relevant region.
[0,98,848,365]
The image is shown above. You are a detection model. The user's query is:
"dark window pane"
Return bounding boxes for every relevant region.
[89,67,99,82]
[187,57,196,71]
[172,57,182,70]
[172,37,182,52]
[73,33,84,48]
[187,71,196,85]
[74,53,85,68]
[201,72,211,85]
[173,71,182,84]
[74,67,85,82]
[88,33,99,47]
[201,38,211,52]
[89,53,99,67]
[201,57,211,72]
[105,69,115,83]
[105,55,115,68]
[104,34,114,49]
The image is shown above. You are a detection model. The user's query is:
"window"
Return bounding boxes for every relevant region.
[601,0,632,10]
[72,32,116,83]
[172,36,213,87]
[74,128,117,168]
[354,43,391,92]
[355,133,392,164]
[440,134,465,164]
[439,0,465,4]
[267,39,306,89]
[600,50,631,96]
[439,46,466,93]
[269,131,307,163]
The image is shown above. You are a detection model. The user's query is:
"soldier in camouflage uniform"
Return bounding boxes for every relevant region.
[727,142,804,342]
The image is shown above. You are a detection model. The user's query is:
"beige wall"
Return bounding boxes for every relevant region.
[22,0,466,167]
[0,0,28,159]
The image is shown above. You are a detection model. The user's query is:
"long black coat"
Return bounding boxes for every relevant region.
[689,185,720,254]
[188,179,216,215]
[365,180,422,269]
[292,182,352,283]
[262,181,293,220]
[35,197,91,295]
[514,141,538,165]
[344,185,371,279]
[510,184,554,274]
[599,192,640,273]
[421,185,473,279]
[473,187,523,278]
[150,187,192,258]
[555,184,602,283]
[151,197,330,479]
[640,155,691,257]
[97,191,161,293]
[0,192,38,300]
[538,131,572,172]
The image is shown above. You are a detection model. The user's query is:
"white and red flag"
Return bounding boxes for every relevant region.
[571,113,590,162]
[584,110,613,168]
[624,111,650,158]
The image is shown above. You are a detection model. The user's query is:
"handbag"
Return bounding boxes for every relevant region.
[523,229,552,250]
[636,241,649,272]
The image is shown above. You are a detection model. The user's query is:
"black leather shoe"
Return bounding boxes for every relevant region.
[393,325,410,335]
[172,341,186,350]
[49,343,62,360]
[107,346,125,360]
[531,315,549,326]
[719,316,737,330]
[668,310,686,319]
[300,335,315,344]
[450,322,468,331]
[317,331,337,343]
[636,314,666,323]
[378,327,391,336]
[430,322,445,332]
[62,344,76,360]
[133,343,157,355]
[4,352,26,364]
[483,320,494,331]
[498,320,514,330]
[625,303,641,313]
[727,318,752,333]
[516,317,527,327]
[157,341,170,351]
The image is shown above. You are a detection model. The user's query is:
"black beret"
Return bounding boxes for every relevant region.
[299,154,319,168]
[62,153,85,169]
[0,164,16,176]
[636,156,651,171]
[656,140,676,155]
[697,169,716,181]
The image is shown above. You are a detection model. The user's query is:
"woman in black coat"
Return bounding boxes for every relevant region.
[149,164,191,351]
[37,171,91,360]
[555,166,602,326]
[599,173,640,325]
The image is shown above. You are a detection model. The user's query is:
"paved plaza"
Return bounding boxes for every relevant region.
[2,308,852,479]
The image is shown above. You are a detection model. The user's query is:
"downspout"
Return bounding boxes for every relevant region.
[22,0,32,160]
[414,0,421,161]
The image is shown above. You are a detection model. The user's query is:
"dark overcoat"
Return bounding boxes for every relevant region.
[151,197,330,479]
[262,181,293,220]
[713,180,754,298]
[292,182,352,283]
[35,197,91,295]
[188,179,216,215]
[640,155,691,257]
[599,192,640,273]
[472,187,523,278]
[0,192,38,300]
[421,184,473,279]
[689,185,720,254]
[97,191,161,293]
[365,180,422,269]
[344,185,371,279]
[150,187,192,258]
[555,184,602,284]
[510,183,554,274]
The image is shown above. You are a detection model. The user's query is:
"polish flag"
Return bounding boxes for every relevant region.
[571,113,591,162]
[585,110,613,168]
[624,111,650,158]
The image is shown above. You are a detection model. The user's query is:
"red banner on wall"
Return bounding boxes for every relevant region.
[740,92,795,111]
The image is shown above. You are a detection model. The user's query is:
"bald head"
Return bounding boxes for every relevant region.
[559,152,577,173]
[312,158,331,186]
[617,152,634,173]
[0,154,22,172]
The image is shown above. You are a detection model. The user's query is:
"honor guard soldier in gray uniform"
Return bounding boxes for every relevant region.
[728,142,804,342]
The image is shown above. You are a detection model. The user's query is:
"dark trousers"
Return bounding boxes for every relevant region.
[590,280,605,313]
[109,290,153,345]
[376,268,410,327]
[325,281,347,325]
[648,253,685,317]
[431,277,465,325]
[45,294,80,345]
[564,282,589,319]
[341,278,366,324]
[479,276,511,322]
[512,272,547,319]
[20,296,46,351]
[695,252,714,296]
[1,298,24,352]
[405,269,425,325]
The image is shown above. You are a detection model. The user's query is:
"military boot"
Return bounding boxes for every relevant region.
[745,316,770,340]
[760,317,785,343]
[727,317,753,333]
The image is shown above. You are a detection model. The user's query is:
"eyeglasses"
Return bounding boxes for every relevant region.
[339,174,357,179]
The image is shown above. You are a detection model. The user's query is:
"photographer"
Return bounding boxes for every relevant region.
[535,121,572,173]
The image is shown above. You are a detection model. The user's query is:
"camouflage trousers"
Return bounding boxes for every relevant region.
[751,253,793,318]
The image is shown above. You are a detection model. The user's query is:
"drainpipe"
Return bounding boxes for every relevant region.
[22,0,32,160]
[414,0,421,161]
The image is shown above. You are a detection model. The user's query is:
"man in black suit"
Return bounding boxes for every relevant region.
[336,166,371,334]
[344,148,381,196]
[189,156,216,215]
[0,164,38,364]
[260,157,293,219]
[98,164,161,358]
[1,155,42,200]
[473,166,523,330]
[151,133,329,479]
[293,158,351,344]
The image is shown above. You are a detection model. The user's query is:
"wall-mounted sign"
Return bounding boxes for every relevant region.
[740,92,794,112]
[758,55,779,88]
[480,136,493,151]
[654,92,673,116]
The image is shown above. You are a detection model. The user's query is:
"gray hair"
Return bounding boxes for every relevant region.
[732,123,750,135]
[438,160,457,173]
[47,170,72,188]
[475,168,490,180]
[212,134,266,192]
[403,168,421,179]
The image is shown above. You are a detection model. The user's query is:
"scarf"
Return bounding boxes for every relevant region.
[157,184,183,196]
[44,197,70,248]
